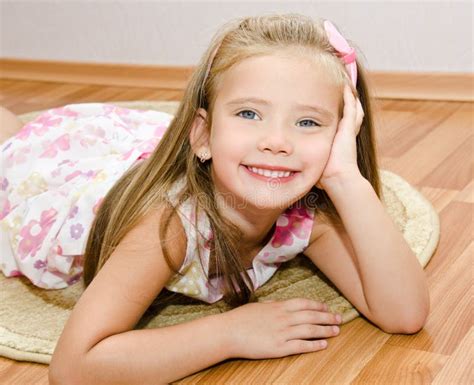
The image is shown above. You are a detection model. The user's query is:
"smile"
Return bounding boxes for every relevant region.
[242,165,299,182]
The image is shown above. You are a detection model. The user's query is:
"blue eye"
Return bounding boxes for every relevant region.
[298,119,320,127]
[237,110,258,120]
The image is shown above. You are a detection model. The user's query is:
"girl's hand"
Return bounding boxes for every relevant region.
[315,84,365,190]
[222,298,342,359]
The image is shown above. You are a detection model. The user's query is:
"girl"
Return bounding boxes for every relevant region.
[0,14,429,385]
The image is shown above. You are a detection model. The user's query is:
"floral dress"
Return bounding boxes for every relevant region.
[0,102,315,302]
[0,103,173,289]
[163,176,315,303]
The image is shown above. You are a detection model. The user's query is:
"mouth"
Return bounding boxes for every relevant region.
[241,164,299,181]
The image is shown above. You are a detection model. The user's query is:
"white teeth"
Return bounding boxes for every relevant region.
[248,166,293,178]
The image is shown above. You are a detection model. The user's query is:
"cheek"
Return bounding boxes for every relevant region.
[300,139,332,171]
[210,123,252,158]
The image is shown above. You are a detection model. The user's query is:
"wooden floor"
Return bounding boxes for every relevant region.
[0,78,472,384]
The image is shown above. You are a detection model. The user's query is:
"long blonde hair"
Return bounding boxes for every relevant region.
[82,13,381,307]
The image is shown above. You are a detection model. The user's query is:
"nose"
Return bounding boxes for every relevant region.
[257,125,293,155]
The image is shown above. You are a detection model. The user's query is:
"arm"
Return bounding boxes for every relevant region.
[49,203,233,385]
[305,173,430,334]
[80,312,232,385]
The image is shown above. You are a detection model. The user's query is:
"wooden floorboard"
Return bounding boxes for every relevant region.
[0,78,472,384]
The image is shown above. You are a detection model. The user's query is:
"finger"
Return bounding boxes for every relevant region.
[285,324,339,341]
[355,98,364,133]
[284,298,328,312]
[341,84,357,128]
[286,310,341,327]
[284,339,328,355]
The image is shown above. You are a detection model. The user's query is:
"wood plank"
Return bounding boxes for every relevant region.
[420,136,473,189]
[383,104,473,186]
[432,327,473,385]
[352,344,447,384]
[376,102,461,158]
[418,186,460,214]
[369,71,474,102]
[454,180,474,203]
[388,241,472,355]
[0,357,48,385]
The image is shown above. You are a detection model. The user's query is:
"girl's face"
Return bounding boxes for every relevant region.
[198,53,343,211]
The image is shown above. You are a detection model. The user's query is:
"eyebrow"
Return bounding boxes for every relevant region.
[225,97,335,119]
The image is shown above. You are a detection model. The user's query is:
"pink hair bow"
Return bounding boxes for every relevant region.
[324,20,357,87]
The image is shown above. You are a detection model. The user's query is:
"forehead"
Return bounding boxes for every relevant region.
[215,53,343,112]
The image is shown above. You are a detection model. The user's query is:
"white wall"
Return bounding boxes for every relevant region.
[1,0,472,73]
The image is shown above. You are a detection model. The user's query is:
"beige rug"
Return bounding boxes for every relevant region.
[0,101,440,364]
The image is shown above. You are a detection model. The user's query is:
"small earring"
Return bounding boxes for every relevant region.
[199,151,209,163]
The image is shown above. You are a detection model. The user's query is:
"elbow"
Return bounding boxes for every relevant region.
[382,298,431,335]
[384,318,427,335]
[379,314,427,334]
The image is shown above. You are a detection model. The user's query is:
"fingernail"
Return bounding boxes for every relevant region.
[336,314,342,323]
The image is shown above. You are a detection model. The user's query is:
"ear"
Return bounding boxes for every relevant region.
[189,107,212,161]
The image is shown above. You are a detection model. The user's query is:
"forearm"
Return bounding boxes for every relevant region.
[79,313,232,385]
[323,173,430,330]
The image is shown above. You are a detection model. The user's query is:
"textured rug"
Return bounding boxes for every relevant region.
[0,101,440,364]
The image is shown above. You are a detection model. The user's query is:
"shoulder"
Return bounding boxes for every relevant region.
[308,209,336,245]
[136,202,188,272]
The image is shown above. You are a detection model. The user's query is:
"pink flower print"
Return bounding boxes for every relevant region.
[137,139,159,155]
[64,170,82,182]
[289,207,314,238]
[271,208,313,248]
[0,198,11,220]
[103,104,131,116]
[58,159,70,166]
[17,113,63,140]
[64,169,95,182]
[70,223,84,239]
[93,197,104,215]
[67,272,82,286]
[189,206,197,224]
[153,124,168,138]
[51,167,62,178]
[261,251,272,261]
[122,149,135,161]
[68,205,79,219]
[39,133,70,158]
[0,177,8,191]
[5,147,31,167]
[33,259,47,270]
[18,208,58,259]
[271,216,294,248]
[274,255,287,262]
[137,151,152,161]
[204,230,214,250]
[79,136,97,149]
[50,106,80,118]
[8,269,23,277]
